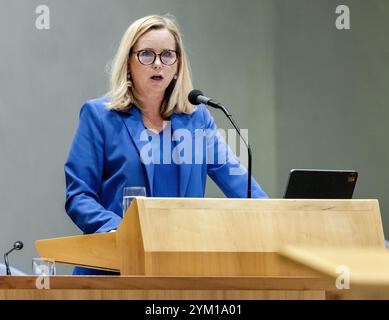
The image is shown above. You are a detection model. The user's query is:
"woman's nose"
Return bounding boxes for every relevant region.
[152,56,163,69]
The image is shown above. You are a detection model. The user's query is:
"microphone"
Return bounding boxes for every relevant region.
[4,241,24,275]
[188,89,253,198]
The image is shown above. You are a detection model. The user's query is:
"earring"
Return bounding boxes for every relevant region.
[174,75,178,80]
[127,73,132,87]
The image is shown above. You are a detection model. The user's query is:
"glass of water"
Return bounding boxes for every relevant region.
[32,258,56,276]
[122,186,146,215]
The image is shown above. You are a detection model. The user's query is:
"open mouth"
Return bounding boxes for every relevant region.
[150,75,163,81]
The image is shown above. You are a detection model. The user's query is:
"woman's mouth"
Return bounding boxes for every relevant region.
[150,75,164,81]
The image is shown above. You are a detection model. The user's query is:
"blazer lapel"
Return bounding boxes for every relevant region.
[171,112,194,197]
[121,107,155,195]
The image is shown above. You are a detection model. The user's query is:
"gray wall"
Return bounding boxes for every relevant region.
[274,0,389,230]
[0,0,387,274]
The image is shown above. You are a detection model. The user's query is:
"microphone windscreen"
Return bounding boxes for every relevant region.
[14,241,23,250]
[188,89,204,105]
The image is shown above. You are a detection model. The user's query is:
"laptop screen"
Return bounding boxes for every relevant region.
[283,169,358,199]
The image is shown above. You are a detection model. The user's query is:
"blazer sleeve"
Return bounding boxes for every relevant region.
[64,102,122,234]
[202,106,269,198]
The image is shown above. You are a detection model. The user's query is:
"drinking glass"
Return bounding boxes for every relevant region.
[32,258,56,276]
[122,186,146,215]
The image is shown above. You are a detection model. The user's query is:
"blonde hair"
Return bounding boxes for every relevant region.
[106,15,195,117]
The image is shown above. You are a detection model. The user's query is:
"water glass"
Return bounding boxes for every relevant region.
[122,186,146,215]
[32,258,56,276]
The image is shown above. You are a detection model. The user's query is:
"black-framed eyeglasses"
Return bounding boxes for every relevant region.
[131,49,178,66]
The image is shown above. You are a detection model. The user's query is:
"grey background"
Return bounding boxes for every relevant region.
[0,0,388,274]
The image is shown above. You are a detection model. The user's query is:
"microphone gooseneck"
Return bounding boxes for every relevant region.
[4,241,24,276]
[188,89,252,198]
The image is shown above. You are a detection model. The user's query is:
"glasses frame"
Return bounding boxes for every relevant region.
[131,49,179,66]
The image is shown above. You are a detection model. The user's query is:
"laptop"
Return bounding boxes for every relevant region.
[283,169,358,199]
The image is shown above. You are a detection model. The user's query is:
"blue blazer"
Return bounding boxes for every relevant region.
[65,97,268,274]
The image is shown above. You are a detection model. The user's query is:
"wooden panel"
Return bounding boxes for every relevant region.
[135,198,384,276]
[0,289,325,300]
[280,246,389,299]
[0,276,335,291]
[138,198,385,252]
[144,252,320,276]
[0,276,332,300]
[117,200,145,274]
[281,246,389,285]
[35,233,119,270]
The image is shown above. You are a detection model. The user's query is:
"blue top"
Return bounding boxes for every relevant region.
[150,123,179,197]
[65,97,268,235]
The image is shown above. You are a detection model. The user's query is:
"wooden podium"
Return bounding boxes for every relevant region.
[31,198,385,299]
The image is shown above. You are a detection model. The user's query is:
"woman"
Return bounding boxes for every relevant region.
[65,15,268,275]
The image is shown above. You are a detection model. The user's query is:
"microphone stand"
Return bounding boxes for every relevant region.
[207,100,252,198]
[4,248,15,276]
[3,241,23,276]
